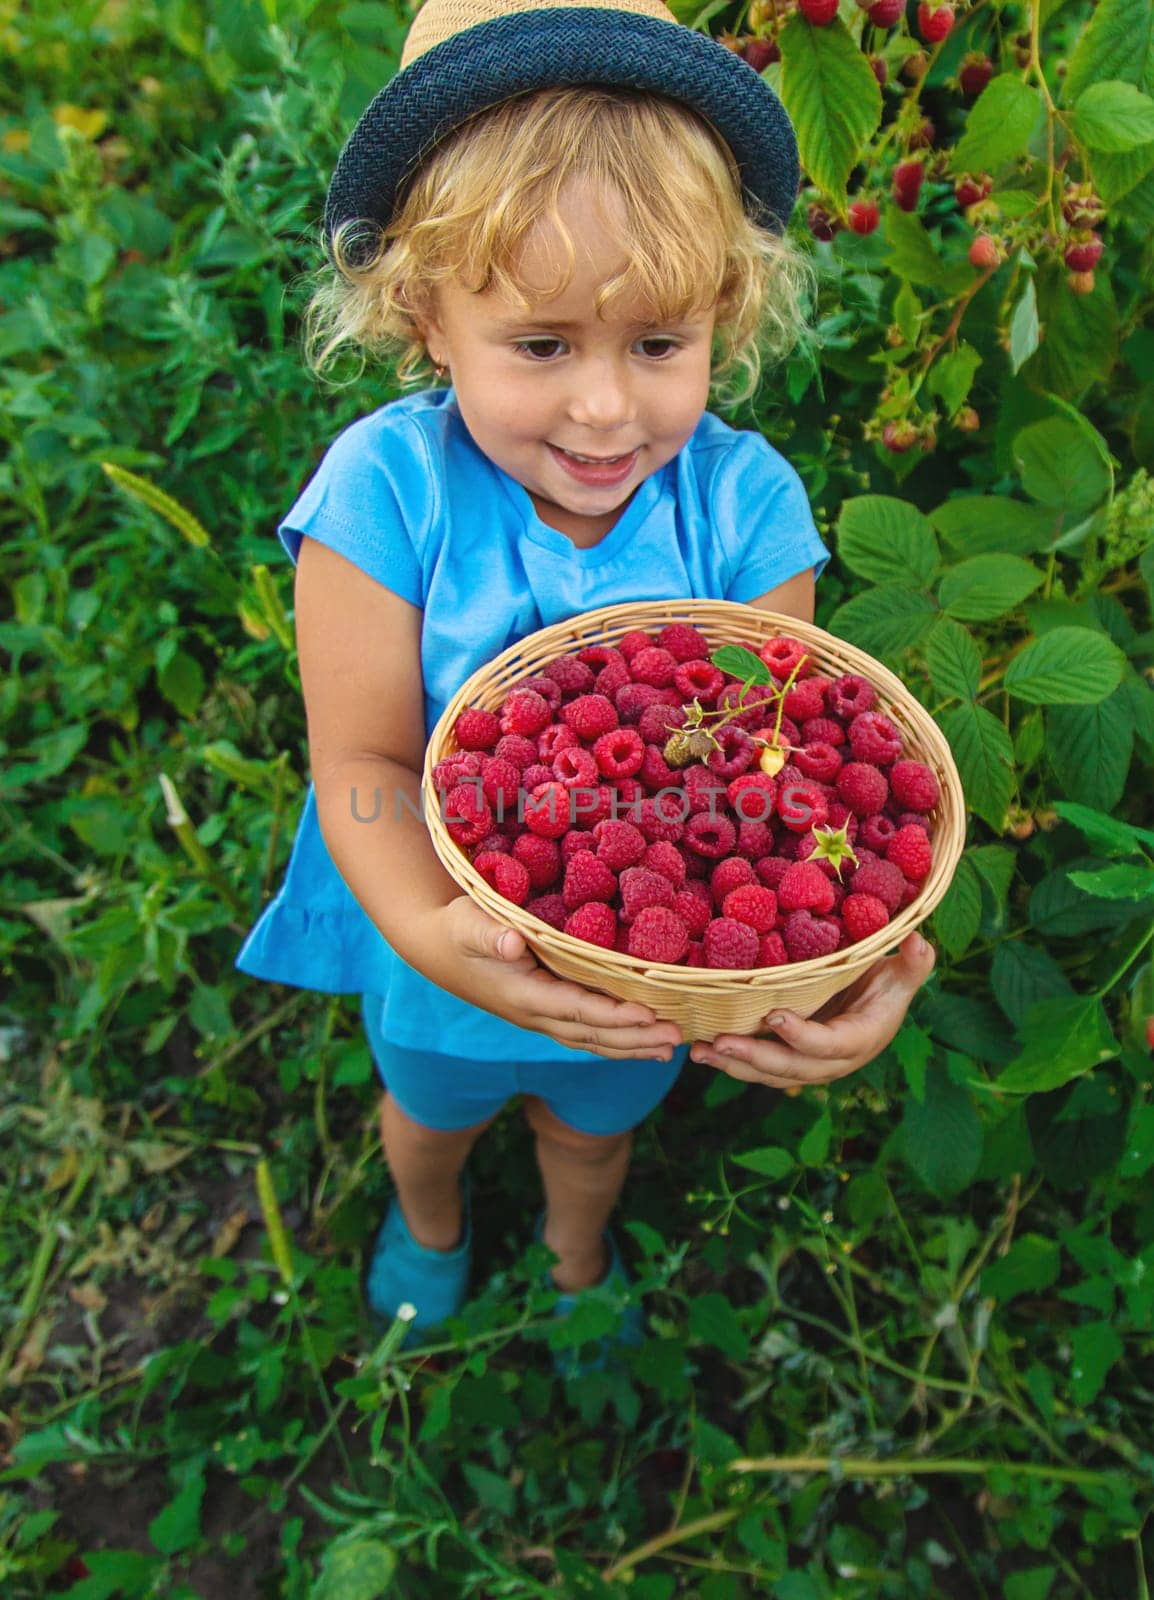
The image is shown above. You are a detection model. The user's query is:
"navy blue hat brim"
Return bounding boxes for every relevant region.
[324,9,799,265]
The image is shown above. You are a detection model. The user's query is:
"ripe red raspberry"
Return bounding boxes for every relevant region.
[658,622,710,662]
[865,0,903,24]
[593,818,646,871]
[758,931,789,966]
[893,811,932,834]
[480,756,521,815]
[627,905,690,963]
[523,781,572,838]
[537,723,578,762]
[577,643,625,674]
[842,893,891,941]
[522,674,562,711]
[631,646,678,688]
[738,818,774,858]
[565,901,618,949]
[722,884,778,933]
[553,746,598,789]
[494,733,537,770]
[455,707,501,750]
[892,159,925,213]
[859,813,898,852]
[682,764,728,815]
[560,828,598,863]
[472,831,508,857]
[969,232,1001,269]
[889,759,940,812]
[713,683,763,731]
[640,744,677,790]
[593,727,645,779]
[617,629,655,663]
[683,812,737,859]
[644,839,687,887]
[637,794,686,844]
[758,635,813,681]
[512,833,561,890]
[672,887,712,938]
[686,940,706,967]
[500,688,551,737]
[620,865,675,921]
[794,741,842,784]
[711,856,756,905]
[595,659,631,699]
[706,726,756,780]
[849,711,903,765]
[836,761,889,816]
[728,772,778,822]
[562,850,617,911]
[829,674,876,721]
[778,860,836,914]
[704,917,760,968]
[445,782,492,846]
[522,762,554,792]
[955,173,993,209]
[742,36,780,71]
[673,659,725,703]
[887,824,933,881]
[542,653,594,696]
[848,199,880,235]
[1064,232,1103,272]
[473,851,531,906]
[616,682,664,723]
[433,751,481,793]
[802,716,844,748]
[638,701,685,745]
[783,676,828,722]
[917,1,954,41]
[798,0,838,22]
[754,855,792,890]
[528,893,568,931]
[959,53,993,95]
[777,778,829,834]
[561,694,618,739]
[783,909,841,962]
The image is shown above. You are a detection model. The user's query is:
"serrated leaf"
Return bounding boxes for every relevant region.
[779,15,882,201]
[799,1107,832,1166]
[1051,799,1154,855]
[730,1145,793,1178]
[1067,864,1154,900]
[931,855,982,959]
[1004,627,1126,704]
[894,1020,933,1103]
[1009,277,1040,375]
[938,555,1043,621]
[968,845,1016,914]
[991,940,1074,1028]
[688,1292,751,1360]
[1013,418,1112,515]
[883,207,951,290]
[827,585,938,659]
[930,495,1056,558]
[952,76,1044,174]
[901,1063,984,1198]
[995,995,1119,1094]
[981,1234,1061,1303]
[926,618,981,701]
[1029,856,1150,936]
[1068,1319,1125,1405]
[1089,139,1154,204]
[1046,692,1135,809]
[926,342,981,416]
[1063,0,1154,106]
[941,703,1015,830]
[1074,80,1154,150]
[835,496,940,586]
[149,1472,205,1556]
[712,644,772,684]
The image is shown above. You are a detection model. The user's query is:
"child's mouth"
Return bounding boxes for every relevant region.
[548,443,639,486]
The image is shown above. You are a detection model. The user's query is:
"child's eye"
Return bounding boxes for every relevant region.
[511,337,683,362]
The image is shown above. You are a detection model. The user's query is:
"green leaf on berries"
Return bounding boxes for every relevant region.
[925,618,981,701]
[1009,278,1040,375]
[883,209,953,291]
[1046,693,1135,810]
[991,939,1075,1028]
[1013,417,1112,515]
[929,495,1055,558]
[940,704,1014,831]
[901,1062,984,1198]
[926,343,982,417]
[951,75,1044,175]
[836,496,940,586]
[937,555,1044,622]
[711,645,771,684]
[827,585,937,660]
[968,845,1016,919]
[1026,273,1120,396]
[1067,863,1154,900]
[1028,856,1147,936]
[1063,0,1154,106]
[931,855,982,959]
[995,995,1119,1094]
[1051,799,1154,856]
[778,16,882,202]
[1004,627,1126,703]
[1073,80,1154,150]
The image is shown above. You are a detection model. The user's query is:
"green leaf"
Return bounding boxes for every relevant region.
[688,1292,751,1360]
[0,725,89,790]
[894,1020,933,1103]
[1051,799,1154,855]
[711,644,772,684]
[968,845,1016,917]
[929,495,1055,557]
[1004,627,1126,704]
[940,704,1015,830]
[951,76,1044,174]
[926,342,981,416]
[157,648,206,719]
[1073,80,1154,149]
[778,15,882,202]
[730,1145,793,1178]
[931,856,982,959]
[826,585,937,659]
[995,996,1119,1094]
[1029,856,1150,936]
[799,1107,832,1165]
[991,940,1075,1028]
[1067,863,1154,900]
[461,1462,517,1516]
[1009,277,1040,375]
[1063,0,1154,106]
[835,496,940,586]
[883,207,951,290]
[1013,418,1112,515]
[1025,272,1120,397]
[901,1062,984,1198]
[1088,139,1154,204]
[1068,1319,1125,1405]
[149,1472,205,1556]
[310,1536,398,1600]
[1046,693,1135,809]
[980,1234,1061,1303]
[925,618,981,701]
[937,555,1043,621]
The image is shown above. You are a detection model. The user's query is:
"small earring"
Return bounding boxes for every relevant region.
[433,358,446,379]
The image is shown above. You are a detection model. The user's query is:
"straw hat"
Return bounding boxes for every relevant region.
[324,0,799,265]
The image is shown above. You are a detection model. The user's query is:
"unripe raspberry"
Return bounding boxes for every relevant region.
[1062,183,1105,229]
[959,53,993,95]
[902,49,928,81]
[847,198,881,235]
[798,0,839,23]
[807,202,841,241]
[908,117,935,151]
[741,36,779,70]
[917,1,954,41]
[969,232,1001,269]
[892,159,925,213]
[882,420,918,453]
[1067,270,1096,295]
[869,55,888,87]
[1064,232,1103,272]
[865,0,903,24]
[955,173,993,209]
[955,405,981,432]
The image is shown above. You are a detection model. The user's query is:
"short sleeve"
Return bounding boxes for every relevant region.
[275,407,438,607]
[713,429,831,601]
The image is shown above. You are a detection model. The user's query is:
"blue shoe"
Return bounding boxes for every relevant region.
[533,1210,645,1379]
[366,1170,473,1347]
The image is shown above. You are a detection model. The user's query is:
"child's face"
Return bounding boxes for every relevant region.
[416,179,717,547]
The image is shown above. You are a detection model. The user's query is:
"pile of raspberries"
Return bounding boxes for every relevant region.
[433,623,938,969]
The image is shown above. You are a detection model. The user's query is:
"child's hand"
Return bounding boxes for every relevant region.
[689,932,936,1089]
[431,895,684,1061]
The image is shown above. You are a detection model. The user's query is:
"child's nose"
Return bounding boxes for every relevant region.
[567,361,637,430]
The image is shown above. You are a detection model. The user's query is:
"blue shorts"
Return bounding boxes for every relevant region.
[360,994,688,1137]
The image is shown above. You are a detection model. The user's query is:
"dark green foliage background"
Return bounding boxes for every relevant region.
[1,0,1153,1596]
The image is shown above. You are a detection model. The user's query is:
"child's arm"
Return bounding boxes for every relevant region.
[688,570,938,1077]
[295,537,683,1060]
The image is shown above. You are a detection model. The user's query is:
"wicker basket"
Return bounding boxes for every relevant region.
[424,601,966,1040]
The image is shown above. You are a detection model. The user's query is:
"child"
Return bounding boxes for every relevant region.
[235,0,936,1376]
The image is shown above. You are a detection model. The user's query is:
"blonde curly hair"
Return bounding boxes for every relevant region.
[304,85,813,412]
